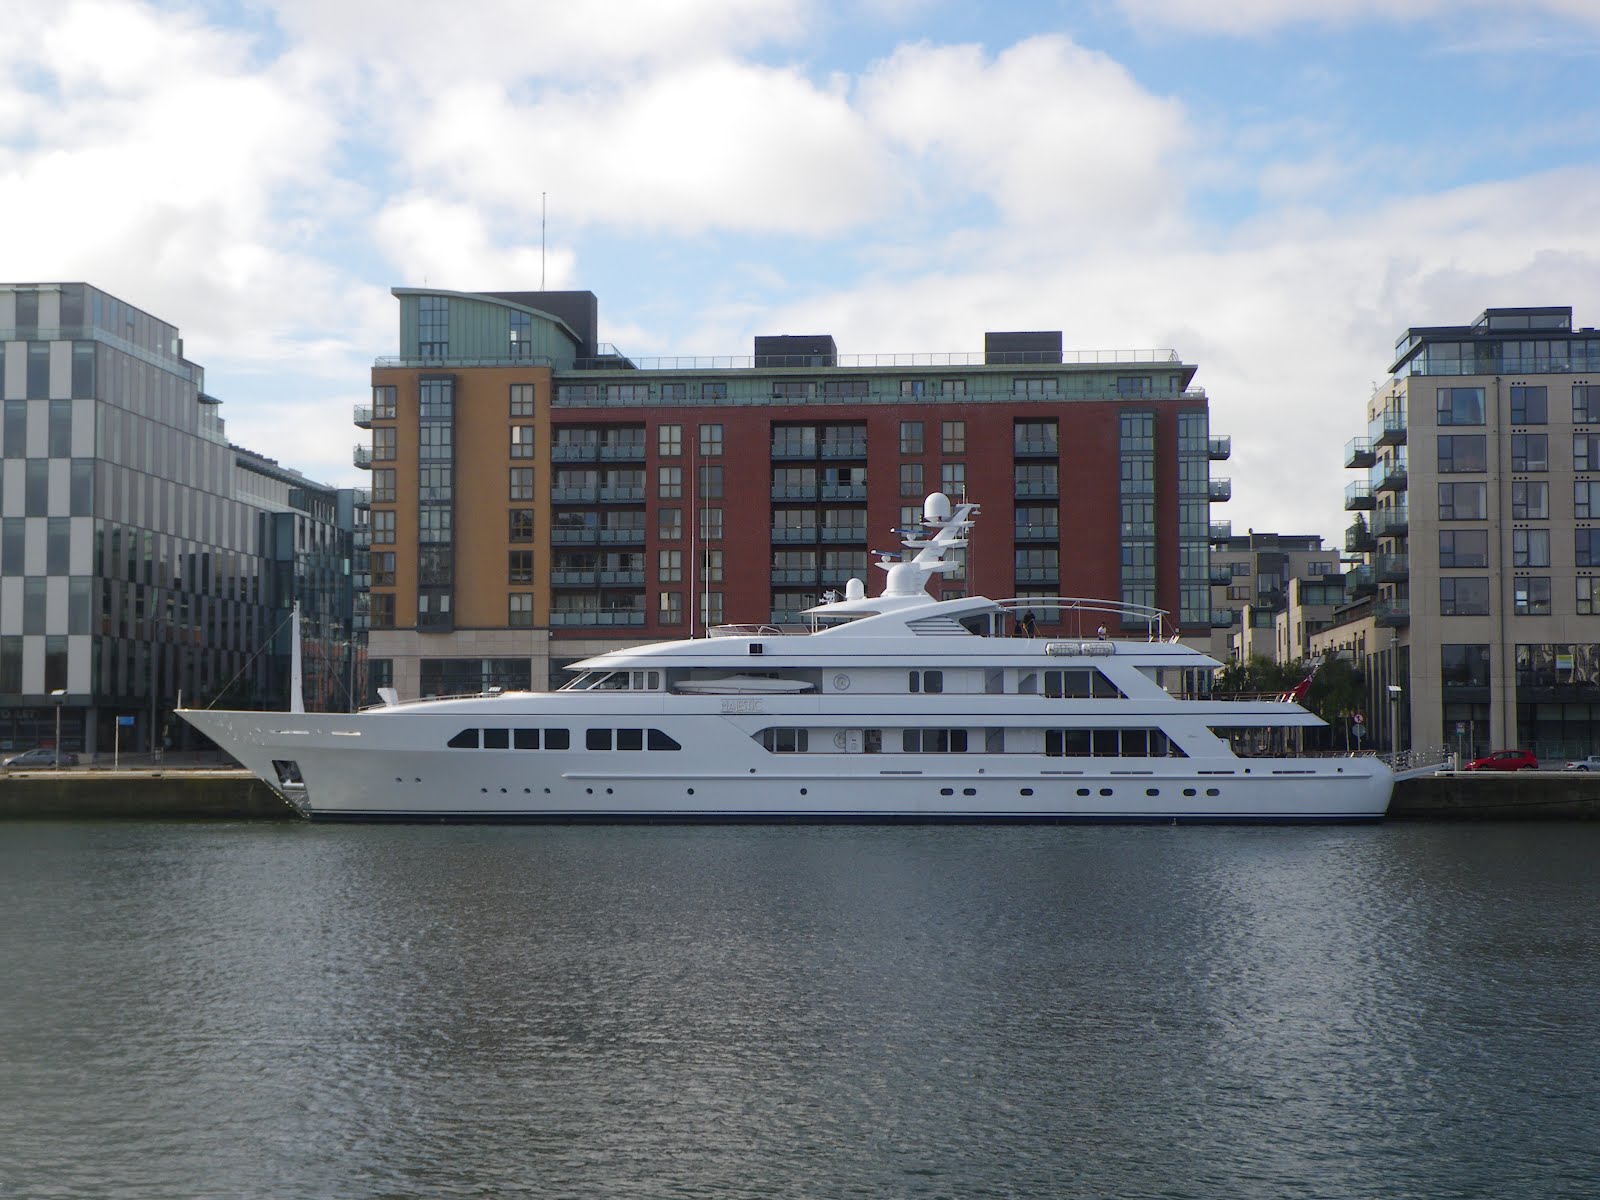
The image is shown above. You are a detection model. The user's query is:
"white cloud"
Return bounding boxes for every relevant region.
[1114,0,1600,35]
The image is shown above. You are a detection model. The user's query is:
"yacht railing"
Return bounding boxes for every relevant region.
[707,622,819,637]
[993,596,1171,641]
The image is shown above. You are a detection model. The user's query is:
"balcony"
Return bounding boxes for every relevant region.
[1344,482,1375,511]
[350,487,371,508]
[1376,553,1409,583]
[553,443,600,463]
[552,526,600,544]
[1211,608,1237,628]
[551,569,598,587]
[771,568,820,585]
[551,485,599,504]
[353,444,372,469]
[1209,477,1232,502]
[1015,480,1060,499]
[352,527,371,550]
[598,527,646,545]
[820,439,867,459]
[1015,523,1059,542]
[821,526,867,543]
[1375,599,1410,628]
[1210,564,1233,585]
[549,610,646,627]
[598,442,647,462]
[1013,437,1058,458]
[353,404,373,429]
[1015,566,1060,585]
[1344,437,1375,469]
[597,485,645,503]
[772,483,817,502]
[1210,520,1233,544]
[1374,506,1409,538]
[1345,521,1375,553]
[1346,566,1376,598]
[772,526,819,543]
[821,483,867,502]
[1374,412,1407,448]
[771,442,817,461]
[1208,435,1232,461]
[1374,464,1408,494]
[599,569,645,586]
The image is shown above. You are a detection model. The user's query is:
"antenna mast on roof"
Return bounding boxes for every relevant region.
[541,192,547,290]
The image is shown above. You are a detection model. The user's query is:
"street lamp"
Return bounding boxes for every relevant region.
[1387,683,1403,759]
[50,689,66,770]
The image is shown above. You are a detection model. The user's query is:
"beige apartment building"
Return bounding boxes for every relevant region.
[1208,531,1342,663]
[1322,305,1600,762]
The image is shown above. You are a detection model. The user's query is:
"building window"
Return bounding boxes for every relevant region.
[899,463,923,497]
[900,380,925,398]
[1116,376,1153,397]
[941,379,966,396]
[699,592,724,627]
[418,295,448,356]
[700,424,723,457]
[659,507,682,541]
[941,463,965,495]
[1438,482,1487,520]
[510,468,534,500]
[372,427,396,461]
[1512,528,1550,569]
[1574,384,1600,423]
[658,424,682,457]
[659,591,683,625]
[1440,577,1490,616]
[1509,385,1547,424]
[371,468,396,503]
[510,509,535,542]
[509,551,533,584]
[510,384,534,417]
[1514,578,1552,616]
[700,508,723,540]
[508,311,531,357]
[1578,482,1600,519]
[371,552,396,587]
[704,548,724,583]
[509,594,533,626]
[1513,481,1549,520]
[941,421,966,454]
[1578,578,1600,615]
[659,550,682,582]
[1579,434,1600,473]
[1438,529,1488,569]
[698,465,723,499]
[1441,644,1490,688]
[1436,386,1485,426]
[373,385,397,419]
[1511,433,1548,472]
[1437,435,1486,473]
[659,466,682,499]
[1577,530,1600,568]
[370,594,396,628]
[900,421,924,454]
[371,510,396,544]
[701,381,727,401]
[510,426,535,459]
[1013,377,1059,398]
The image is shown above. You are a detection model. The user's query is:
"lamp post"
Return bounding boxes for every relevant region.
[50,689,66,769]
[1387,683,1403,761]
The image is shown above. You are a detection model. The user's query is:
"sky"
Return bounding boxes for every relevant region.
[3,0,1599,545]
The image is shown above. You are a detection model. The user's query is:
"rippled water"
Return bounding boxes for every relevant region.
[1,820,1597,1199]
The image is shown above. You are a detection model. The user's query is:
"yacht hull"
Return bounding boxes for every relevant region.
[180,706,1393,824]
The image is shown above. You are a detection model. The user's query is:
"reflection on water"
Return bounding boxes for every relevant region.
[2,821,1597,1198]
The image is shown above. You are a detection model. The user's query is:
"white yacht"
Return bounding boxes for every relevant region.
[180,495,1393,823]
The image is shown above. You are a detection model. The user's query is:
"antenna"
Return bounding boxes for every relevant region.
[541,192,547,290]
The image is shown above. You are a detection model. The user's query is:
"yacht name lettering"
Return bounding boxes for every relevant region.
[721,698,766,714]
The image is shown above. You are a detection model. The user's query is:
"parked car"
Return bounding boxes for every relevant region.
[1563,755,1600,772]
[2,747,79,769]
[1464,749,1538,772]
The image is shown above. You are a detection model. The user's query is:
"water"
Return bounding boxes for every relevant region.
[1,820,1596,1199]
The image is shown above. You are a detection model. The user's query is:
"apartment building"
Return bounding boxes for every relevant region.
[361,288,1231,696]
[1208,531,1342,663]
[0,282,360,757]
[1326,305,1600,760]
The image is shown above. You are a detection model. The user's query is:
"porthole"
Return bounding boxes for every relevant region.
[1020,788,1034,797]
[499,788,507,794]
[1146,788,1159,797]
[687,787,695,795]
[1076,787,1090,796]
[1183,788,1196,797]
[940,788,954,796]
[800,788,808,795]
[1206,787,1220,797]
[963,788,976,796]
[585,788,593,795]
[606,788,613,795]
[1099,788,1112,797]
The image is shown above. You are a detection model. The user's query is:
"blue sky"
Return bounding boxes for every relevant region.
[3,0,1598,542]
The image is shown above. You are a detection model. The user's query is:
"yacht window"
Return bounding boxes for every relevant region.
[902,729,968,753]
[593,673,629,690]
[447,728,479,749]
[759,728,809,752]
[514,728,540,750]
[909,670,944,694]
[618,728,644,751]
[1044,668,1123,699]
[1044,728,1184,758]
[648,729,681,751]
[545,729,571,750]
[587,729,612,750]
[483,728,509,750]
[1122,728,1148,756]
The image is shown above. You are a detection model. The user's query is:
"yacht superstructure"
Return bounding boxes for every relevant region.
[180,495,1392,822]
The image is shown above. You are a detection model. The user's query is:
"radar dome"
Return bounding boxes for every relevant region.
[923,492,952,523]
[845,578,865,601]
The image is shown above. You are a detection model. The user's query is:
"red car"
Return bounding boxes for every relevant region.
[1465,749,1538,772]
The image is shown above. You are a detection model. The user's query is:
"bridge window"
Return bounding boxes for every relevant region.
[909,669,943,693]
[902,728,968,753]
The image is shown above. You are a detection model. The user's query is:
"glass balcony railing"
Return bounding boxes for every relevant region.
[1344,437,1375,468]
[1344,482,1375,510]
[1208,435,1232,461]
[1209,477,1232,502]
[352,444,372,469]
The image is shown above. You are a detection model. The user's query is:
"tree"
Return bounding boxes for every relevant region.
[1304,656,1366,749]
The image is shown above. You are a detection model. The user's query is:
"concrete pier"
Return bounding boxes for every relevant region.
[3,767,1599,821]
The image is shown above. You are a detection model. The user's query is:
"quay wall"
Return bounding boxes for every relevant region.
[2,770,1599,821]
